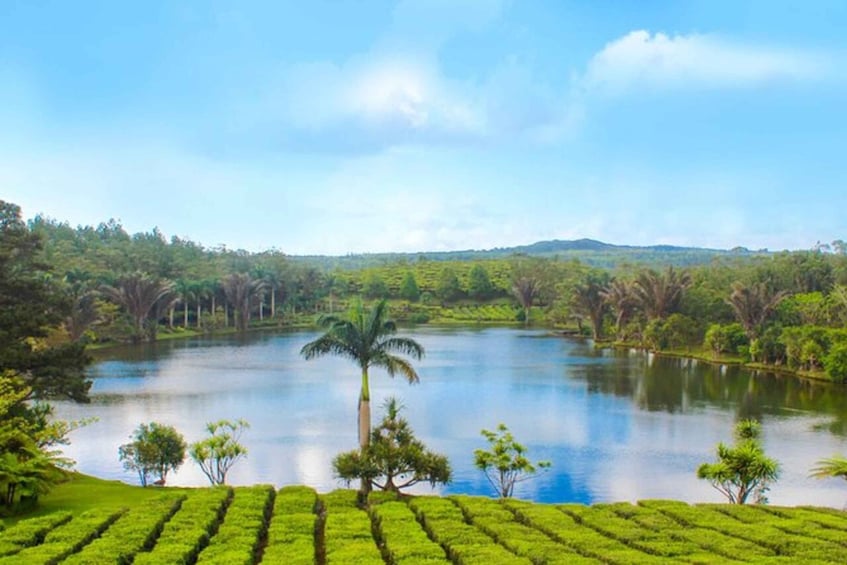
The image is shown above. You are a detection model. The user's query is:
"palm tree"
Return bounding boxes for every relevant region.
[810,455,847,483]
[601,278,636,340]
[510,259,549,326]
[726,281,788,340]
[101,272,175,342]
[300,299,424,492]
[221,273,266,332]
[571,272,611,340]
[632,267,691,320]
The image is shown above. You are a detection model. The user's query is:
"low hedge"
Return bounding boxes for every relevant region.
[64,494,185,565]
[133,487,231,565]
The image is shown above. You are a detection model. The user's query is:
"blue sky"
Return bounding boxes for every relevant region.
[2,0,845,254]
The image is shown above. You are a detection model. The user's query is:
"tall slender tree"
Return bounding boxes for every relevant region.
[571,271,611,340]
[601,278,636,340]
[632,266,691,321]
[726,281,788,340]
[100,272,175,342]
[221,273,266,332]
[300,299,424,494]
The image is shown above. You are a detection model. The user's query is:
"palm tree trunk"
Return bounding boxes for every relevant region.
[169,306,175,329]
[197,303,202,329]
[270,290,275,318]
[184,301,189,328]
[359,368,372,495]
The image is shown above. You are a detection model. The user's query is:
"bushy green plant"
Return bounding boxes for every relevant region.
[333,398,451,493]
[473,424,550,499]
[119,422,186,487]
[189,419,249,486]
[697,419,779,504]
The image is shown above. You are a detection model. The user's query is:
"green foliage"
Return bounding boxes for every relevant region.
[823,342,847,383]
[435,267,463,302]
[697,420,780,504]
[301,299,425,497]
[7,478,847,564]
[398,272,421,302]
[473,424,551,498]
[263,486,317,565]
[362,272,389,300]
[64,494,185,565]
[118,422,187,487]
[0,201,91,402]
[332,397,451,492]
[132,487,231,565]
[195,485,273,564]
[704,323,748,357]
[810,454,847,483]
[467,264,495,300]
[0,374,84,511]
[189,420,249,486]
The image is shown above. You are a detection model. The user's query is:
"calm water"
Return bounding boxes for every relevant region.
[53,327,847,506]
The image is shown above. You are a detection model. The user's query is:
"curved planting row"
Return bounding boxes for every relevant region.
[64,494,185,564]
[3,490,847,563]
[196,485,274,565]
[263,486,318,564]
[133,487,231,565]
[0,507,124,565]
[321,490,383,564]
[0,512,72,558]
[408,496,530,565]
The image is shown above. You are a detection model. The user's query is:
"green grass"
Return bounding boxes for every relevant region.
[3,474,847,564]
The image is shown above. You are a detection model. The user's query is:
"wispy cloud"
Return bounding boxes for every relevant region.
[580,30,830,95]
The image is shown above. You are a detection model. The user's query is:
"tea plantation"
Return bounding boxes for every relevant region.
[2,483,847,564]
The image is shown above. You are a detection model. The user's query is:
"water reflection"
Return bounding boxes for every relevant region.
[53,327,847,507]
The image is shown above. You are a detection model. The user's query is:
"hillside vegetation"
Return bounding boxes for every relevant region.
[2,475,847,564]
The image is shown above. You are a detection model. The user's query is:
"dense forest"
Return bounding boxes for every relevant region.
[5,200,847,387]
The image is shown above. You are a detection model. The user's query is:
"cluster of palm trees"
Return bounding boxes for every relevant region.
[71,271,280,343]
[569,266,693,341]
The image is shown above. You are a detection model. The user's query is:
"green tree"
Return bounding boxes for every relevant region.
[436,267,462,302]
[510,259,549,326]
[399,272,421,302]
[726,282,787,340]
[118,422,187,487]
[824,342,847,383]
[363,271,389,300]
[467,264,494,300]
[189,419,249,486]
[571,271,611,340]
[100,272,176,342]
[633,266,691,321]
[0,201,91,401]
[697,419,779,504]
[332,397,451,493]
[601,278,636,340]
[221,273,266,332]
[0,373,81,508]
[300,299,424,494]
[474,423,551,499]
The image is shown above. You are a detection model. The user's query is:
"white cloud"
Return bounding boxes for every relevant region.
[581,30,829,95]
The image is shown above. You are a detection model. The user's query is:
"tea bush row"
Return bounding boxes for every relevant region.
[321,490,383,565]
[1,507,124,565]
[409,496,530,565]
[64,494,185,565]
[133,487,231,565]
[263,486,318,565]
[370,499,449,564]
[196,485,274,565]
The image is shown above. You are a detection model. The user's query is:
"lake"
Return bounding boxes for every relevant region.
[52,327,847,507]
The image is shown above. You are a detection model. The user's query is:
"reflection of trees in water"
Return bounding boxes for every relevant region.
[578,351,847,435]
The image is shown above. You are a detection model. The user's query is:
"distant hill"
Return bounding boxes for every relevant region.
[292,238,767,270]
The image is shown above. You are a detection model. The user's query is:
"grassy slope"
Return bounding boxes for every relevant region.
[3,474,847,564]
